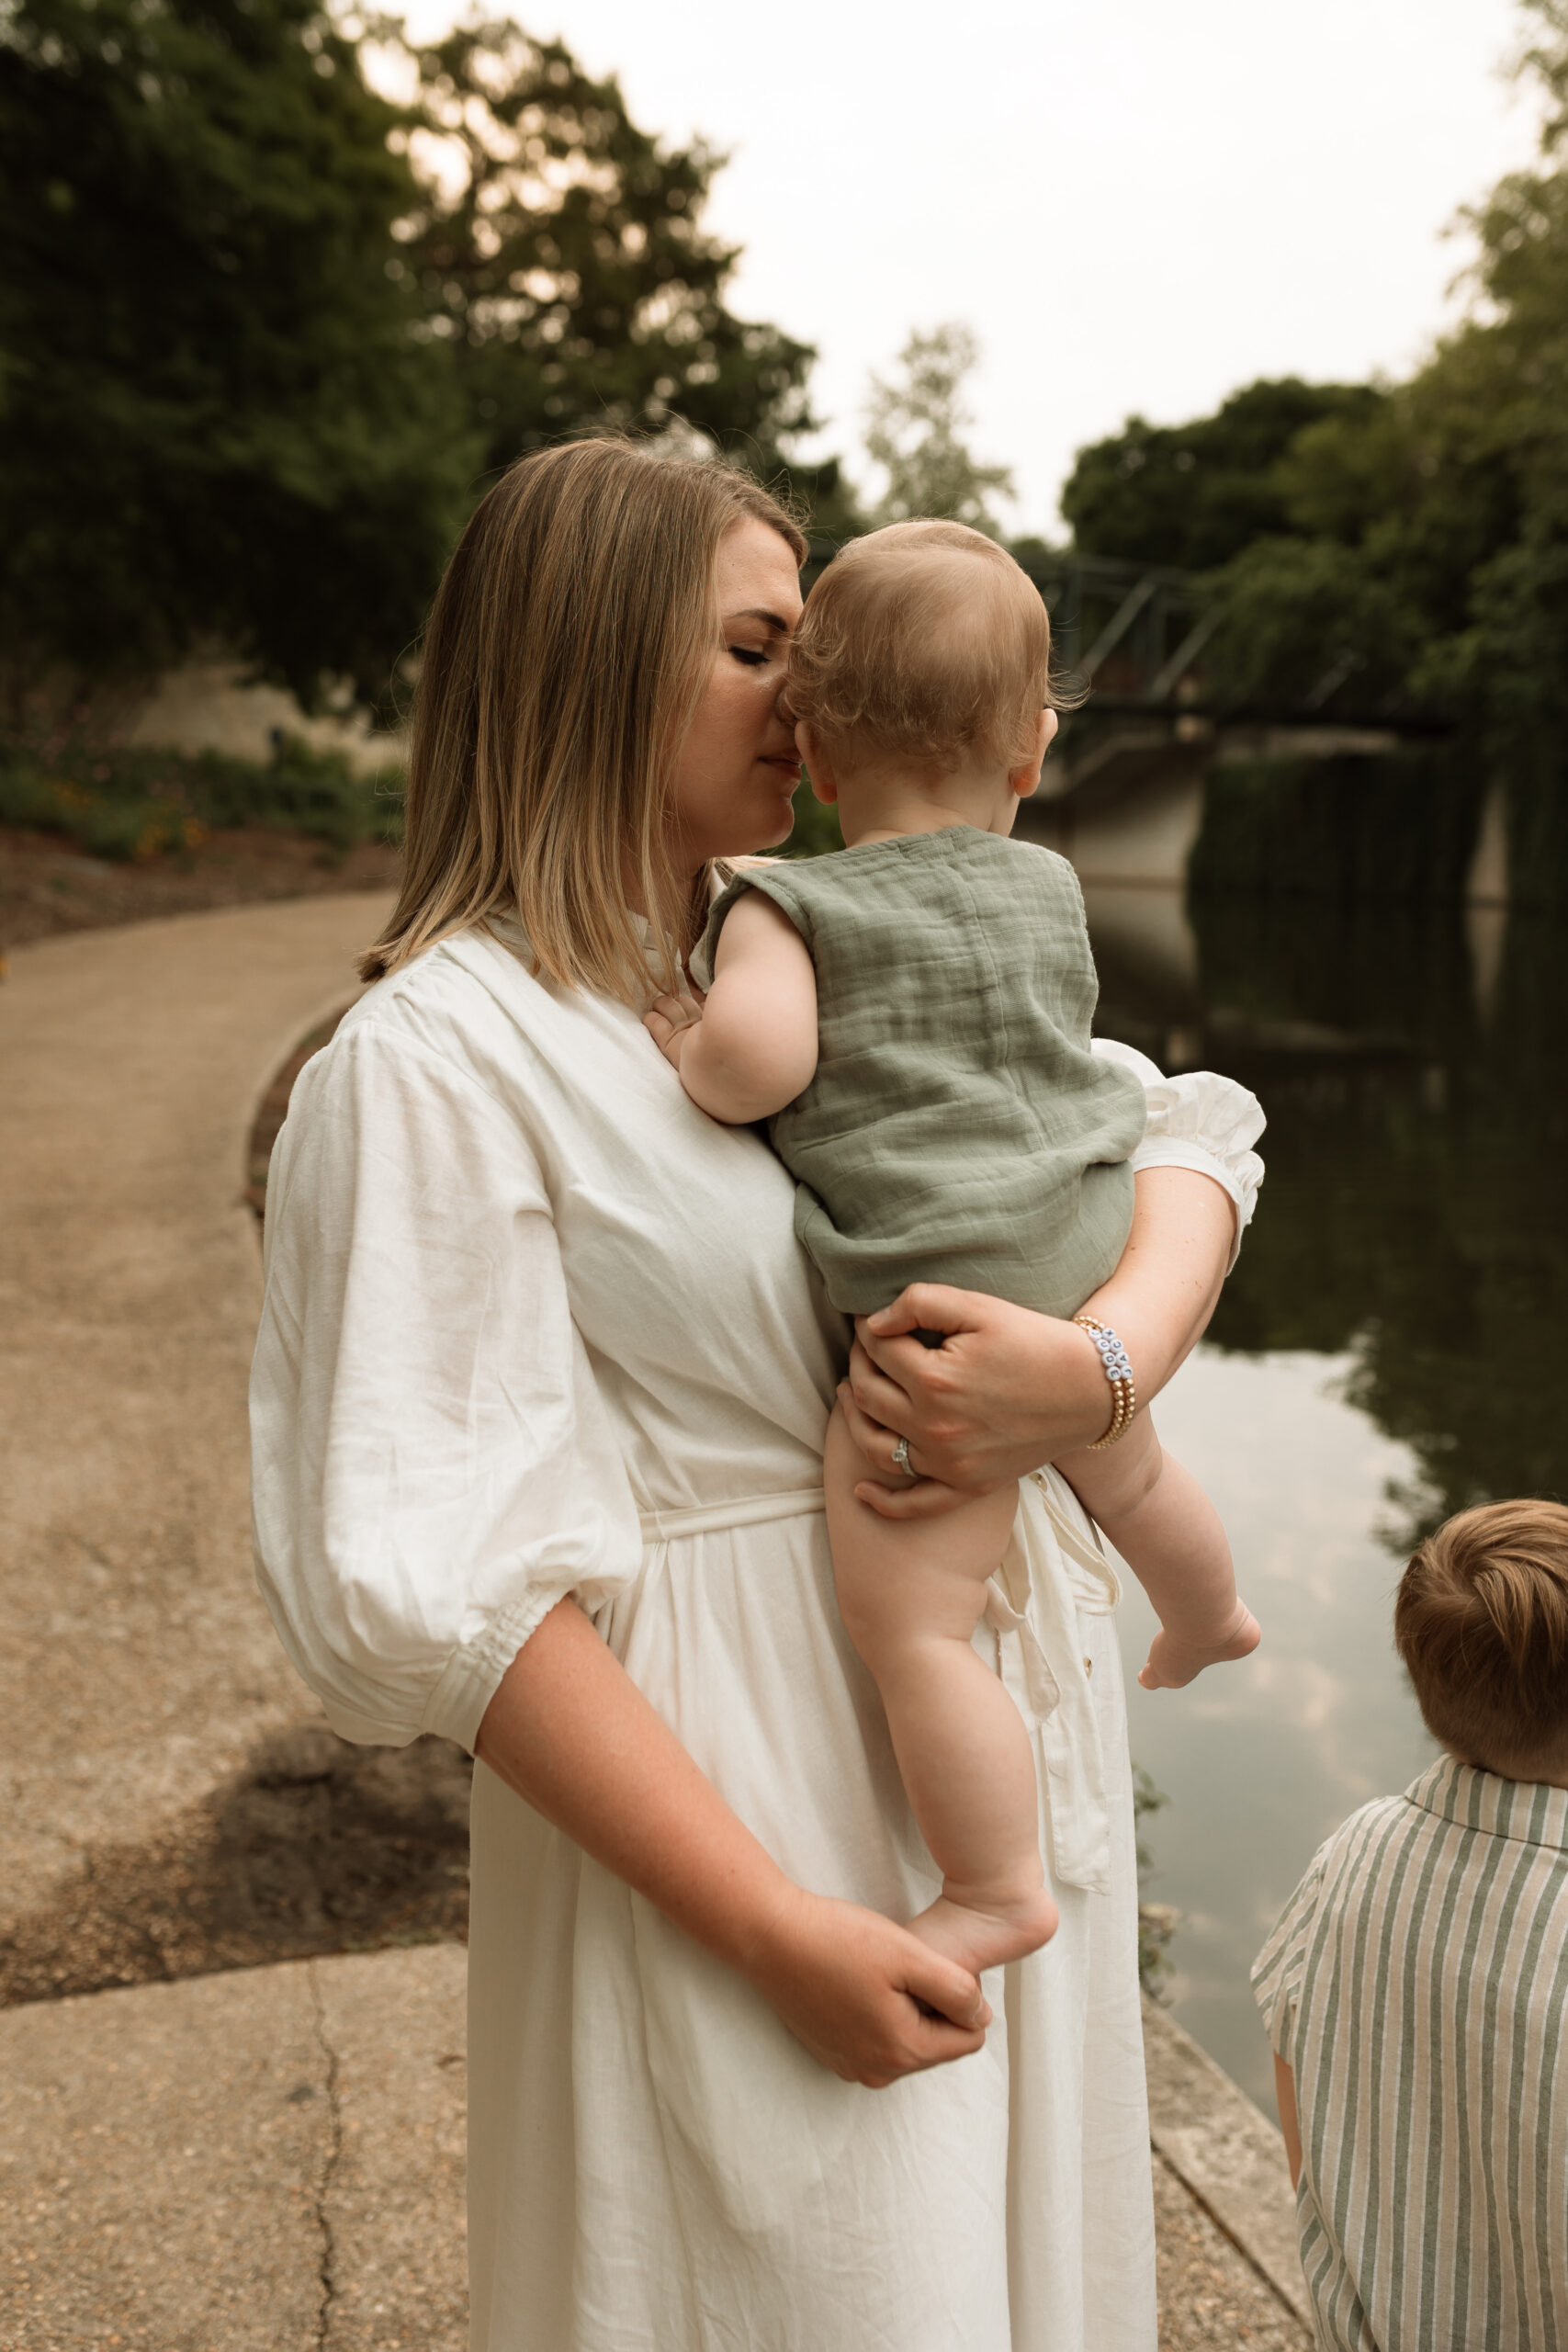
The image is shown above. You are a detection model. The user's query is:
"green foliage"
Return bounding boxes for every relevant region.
[863,324,1013,535]
[1133,1765,1177,1996]
[1064,1,1568,899]
[0,0,478,704]
[0,1,827,710]
[1188,752,1483,902]
[1198,539,1429,717]
[390,21,817,486]
[0,736,403,857]
[1060,379,1382,572]
[780,779,844,858]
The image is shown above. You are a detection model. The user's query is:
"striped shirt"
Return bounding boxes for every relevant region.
[1253,1758,1568,2351]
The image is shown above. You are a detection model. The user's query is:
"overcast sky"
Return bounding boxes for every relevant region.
[405,0,1542,533]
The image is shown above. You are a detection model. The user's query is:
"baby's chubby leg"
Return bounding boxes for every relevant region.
[824,1405,1058,1974]
[1058,1415,1259,1690]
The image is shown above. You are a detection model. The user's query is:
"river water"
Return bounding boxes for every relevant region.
[1082,882,1568,2115]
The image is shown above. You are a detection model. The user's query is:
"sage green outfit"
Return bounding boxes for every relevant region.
[703,828,1147,1319]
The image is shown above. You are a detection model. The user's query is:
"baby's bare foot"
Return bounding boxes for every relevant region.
[906,1883,1059,1975]
[1139,1602,1261,1691]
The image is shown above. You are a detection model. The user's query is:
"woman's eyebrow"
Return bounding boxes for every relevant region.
[722,605,794,632]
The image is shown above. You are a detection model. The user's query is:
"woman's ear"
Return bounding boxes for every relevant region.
[797,721,840,806]
[1010,707,1056,801]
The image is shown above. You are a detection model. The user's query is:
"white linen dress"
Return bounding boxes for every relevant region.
[249,920,1264,2352]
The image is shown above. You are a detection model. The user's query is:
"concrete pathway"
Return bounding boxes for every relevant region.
[1,1945,468,2352]
[0,899,1308,2347]
[1,896,389,1955]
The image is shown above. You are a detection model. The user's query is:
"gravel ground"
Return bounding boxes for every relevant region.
[1153,2152,1311,2347]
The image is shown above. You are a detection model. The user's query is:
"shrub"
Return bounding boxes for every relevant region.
[0,735,404,860]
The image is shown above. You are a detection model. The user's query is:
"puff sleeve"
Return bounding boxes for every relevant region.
[249,1016,642,1753]
[1091,1037,1266,1270]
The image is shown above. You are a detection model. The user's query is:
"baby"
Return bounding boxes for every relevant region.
[647,521,1259,1974]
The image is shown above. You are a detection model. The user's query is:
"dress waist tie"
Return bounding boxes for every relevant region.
[637,1487,826,1544]
[637,1469,1119,1900]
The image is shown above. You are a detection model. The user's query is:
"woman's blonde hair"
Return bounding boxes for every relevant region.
[360,438,807,999]
[788,519,1062,773]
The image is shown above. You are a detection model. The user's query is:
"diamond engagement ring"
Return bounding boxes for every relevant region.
[890,1435,916,1478]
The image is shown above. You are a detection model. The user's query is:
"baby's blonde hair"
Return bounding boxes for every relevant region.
[789,520,1057,772]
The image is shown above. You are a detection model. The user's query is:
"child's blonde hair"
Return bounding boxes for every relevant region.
[789,520,1058,773]
[1394,1499,1568,1778]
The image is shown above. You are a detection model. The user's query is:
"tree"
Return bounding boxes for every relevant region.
[1195,4,1568,812]
[389,20,818,487]
[0,3,828,710]
[1058,379,1383,573]
[863,323,1013,535]
[0,0,476,706]
[1058,0,1568,888]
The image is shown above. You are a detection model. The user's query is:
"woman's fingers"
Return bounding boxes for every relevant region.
[899,1942,993,2032]
[835,1373,901,1461]
[862,1283,983,1346]
[750,1892,991,2087]
[842,1343,919,1434]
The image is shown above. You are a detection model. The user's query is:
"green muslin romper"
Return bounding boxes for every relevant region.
[702,827,1148,1319]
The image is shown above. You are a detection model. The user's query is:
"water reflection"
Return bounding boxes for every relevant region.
[1087,885,1568,2109]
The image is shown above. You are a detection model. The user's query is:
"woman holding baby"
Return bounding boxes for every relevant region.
[251,439,1262,2350]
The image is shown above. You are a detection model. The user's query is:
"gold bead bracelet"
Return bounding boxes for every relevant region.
[1074,1314,1136,1449]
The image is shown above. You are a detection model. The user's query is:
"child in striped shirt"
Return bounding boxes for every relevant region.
[1253,1499,1568,2352]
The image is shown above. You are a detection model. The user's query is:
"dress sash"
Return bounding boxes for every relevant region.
[637,1465,1121,1900]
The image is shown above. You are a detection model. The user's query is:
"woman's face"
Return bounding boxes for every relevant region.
[667,518,805,875]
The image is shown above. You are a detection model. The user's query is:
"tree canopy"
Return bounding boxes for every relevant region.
[1059,379,1383,574]
[0,0,819,708]
[389,20,816,488]
[1054,1,1568,894]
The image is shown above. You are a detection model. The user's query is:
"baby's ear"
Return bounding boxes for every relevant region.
[796,721,838,804]
[1011,707,1055,798]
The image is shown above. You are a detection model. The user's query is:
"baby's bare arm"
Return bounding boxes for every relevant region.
[645,891,819,1125]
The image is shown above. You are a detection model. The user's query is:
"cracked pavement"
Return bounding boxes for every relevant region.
[0,1945,468,2350]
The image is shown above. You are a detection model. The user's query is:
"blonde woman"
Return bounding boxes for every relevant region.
[251,439,1260,2351]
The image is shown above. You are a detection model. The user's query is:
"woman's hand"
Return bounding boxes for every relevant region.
[839,1287,1108,1520]
[741,1883,991,2088]
[840,1168,1236,1522]
[478,1598,989,2090]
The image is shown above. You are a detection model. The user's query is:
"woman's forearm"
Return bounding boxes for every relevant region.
[475,1596,995,2086]
[475,1596,793,1977]
[1078,1165,1235,1399]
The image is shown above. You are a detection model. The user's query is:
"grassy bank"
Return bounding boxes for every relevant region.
[0,736,405,863]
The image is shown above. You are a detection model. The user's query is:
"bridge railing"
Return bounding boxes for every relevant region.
[1010,552,1218,711]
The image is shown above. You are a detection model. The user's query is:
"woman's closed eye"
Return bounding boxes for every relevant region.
[728,644,772,668]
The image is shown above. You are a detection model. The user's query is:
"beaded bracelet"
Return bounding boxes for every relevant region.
[1073,1314,1136,1449]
